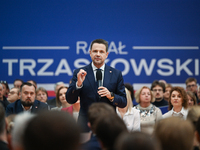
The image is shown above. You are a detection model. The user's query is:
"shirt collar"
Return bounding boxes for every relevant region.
[91,62,105,71]
[21,104,32,112]
[172,107,188,116]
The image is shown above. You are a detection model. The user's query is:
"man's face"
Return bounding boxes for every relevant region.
[0,86,3,99]
[7,88,19,103]
[14,80,23,89]
[152,85,164,100]
[186,81,197,93]
[90,43,108,68]
[20,85,36,107]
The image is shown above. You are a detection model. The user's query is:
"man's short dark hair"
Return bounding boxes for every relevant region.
[185,77,197,85]
[20,82,36,92]
[90,39,108,52]
[14,79,24,84]
[0,103,6,134]
[23,111,80,150]
[151,80,166,93]
[95,114,128,150]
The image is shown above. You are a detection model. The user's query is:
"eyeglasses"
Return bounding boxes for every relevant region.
[0,80,8,84]
[152,89,163,92]
[8,91,17,95]
[187,84,196,88]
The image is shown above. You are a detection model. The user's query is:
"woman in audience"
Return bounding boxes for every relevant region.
[187,106,200,150]
[163,84,173,102]
[163,86,188,119]
[61,97,80,121]
[187,91,197,107]
[36,87,48,103]
[116,88,140,132]
[134,86,162,135]
[51,87,71,111]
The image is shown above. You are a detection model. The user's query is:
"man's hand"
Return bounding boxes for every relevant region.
[97,87,112,99]
[77,69,87,87]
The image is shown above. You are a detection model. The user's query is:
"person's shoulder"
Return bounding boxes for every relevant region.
[34,100,48,107]
[7,99,20,107]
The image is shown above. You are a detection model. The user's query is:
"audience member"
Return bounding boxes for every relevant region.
[81,103,116,150]
[116,88,140,132]
[23,111,80,150]
[0,80,10,97]
[151,80,168,107]
[115,131,160,150]
[95,114,128,150]
[197,86,200,104]
[159,79,167,85]
[11,112,35,150]
[163,84,173,102]
[124,83,134,100]
[51,86,71,111]
[6,114,16,150]
[195,117,200,150]
[13,79,23,89]
[61,97,80,121]
[187,106,200,150]
[0,84,9,110]
[186,77,199,104]
[187,91,197,107]
[154,117,194,150]
[47,81,65,107]
[27,80,37,89]
[36,87,48,103]
[0,103,9,150]
[134,86,162,135]
[163,86,189,119]
[6,82,49,116]
[7,87,20,103]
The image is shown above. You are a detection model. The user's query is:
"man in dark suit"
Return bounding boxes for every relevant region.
[66,39,127,132]
[6,82,49,116]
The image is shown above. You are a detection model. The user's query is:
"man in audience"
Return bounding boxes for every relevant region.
[185,77,199,104]
[95,113,128,150]
[0,81,10,97]
[6,82,49,116]
[7,87,20,103]
[47,81,65,107]
[0,103,9,150]
[23,111,80,150]
[0,84,9,110]
[27,80,37,89]
[81,103,116,150]
[13,79,23,89]
[154,117,194,150]
[151,80,168,107]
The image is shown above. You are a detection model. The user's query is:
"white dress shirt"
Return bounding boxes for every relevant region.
[162,107,188,120]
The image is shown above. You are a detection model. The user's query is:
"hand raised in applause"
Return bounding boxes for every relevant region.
[77,69,87,87]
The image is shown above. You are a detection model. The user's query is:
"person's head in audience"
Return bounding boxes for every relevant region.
[163,84,173,102]
[27,80,37,89]
[195,117,200,144]
[135,86,155,107]
[168,86,188,111]
[187,91,197,107]
[12,112,35,150]
[95,114,128,150]
[36,87,48,103]
[186,77,198,94]
[7,87,20,103]
[23,111,80,150]
[0,80,9,97]
[54,81,65,97]
[88,103,115,133]
[151,80,165,102]
[20,82,36,110]
[0,84,3,100]
[14,79,23,89]
[115,131,160,150]
[56,86,69,108]
[6,114,16,150]
[154,117,194,150]
[124,83,134,100]
[197,86,200,100]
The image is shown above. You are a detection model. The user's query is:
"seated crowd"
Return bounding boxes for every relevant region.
[0,77,200,150]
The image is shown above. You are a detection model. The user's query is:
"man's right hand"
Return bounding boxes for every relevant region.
[77,69,87,87]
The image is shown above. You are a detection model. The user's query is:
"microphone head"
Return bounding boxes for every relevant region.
[96,69,102,80]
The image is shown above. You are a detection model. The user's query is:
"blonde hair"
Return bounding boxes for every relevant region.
[125,88,133,112]
[187,106,200,129]
[135,86,155,103]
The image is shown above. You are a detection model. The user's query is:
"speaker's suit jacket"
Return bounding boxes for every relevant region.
[6,99,49,116]
[66,63,127,132]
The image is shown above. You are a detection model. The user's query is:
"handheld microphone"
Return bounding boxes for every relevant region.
[96,69,102,99]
